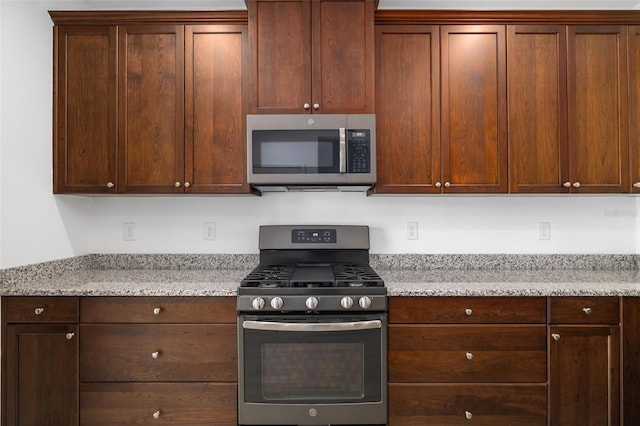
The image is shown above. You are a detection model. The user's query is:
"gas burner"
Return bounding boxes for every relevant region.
[332,264,384,287]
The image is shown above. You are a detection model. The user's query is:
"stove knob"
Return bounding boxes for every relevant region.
[340,296,354,309]
[305,296,319,310]
[251,297,265,311]
[271,297,284,310]
[359,296,372,309]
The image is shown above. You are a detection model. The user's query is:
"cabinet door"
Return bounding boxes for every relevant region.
[623,298,640,424]
[6,324,78,426]
[441,25,507,193]
[248,0,311,113]
[567,25,629,193]
[549,325,620,426]
[185,25,251,194]
[118,25,185,193]
[507,25,569,193]
[311,0,374,113]
[54,26,117,194]
[630,27,640,193]
[374,25,440,194]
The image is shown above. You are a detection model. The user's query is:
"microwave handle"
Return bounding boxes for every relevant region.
[339,128,346,174]
[243,319,381,332]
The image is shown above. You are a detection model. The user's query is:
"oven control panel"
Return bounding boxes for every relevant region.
[292,228,337,244]
[237,293,387,313]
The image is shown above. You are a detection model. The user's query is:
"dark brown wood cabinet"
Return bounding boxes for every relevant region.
[623,297,640,424]
[51,12,252,195]
[2,297,79,426]
[53,26,117,194]
[630,27,640,193]
[548,297,621,426]
[248,0,374,114]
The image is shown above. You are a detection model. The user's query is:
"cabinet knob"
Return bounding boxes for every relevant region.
[465,352,474,360]
[303,103,310,110]
[634,182,640,189]
[153,307,161,315]
[313,103,320,110]
[174,182,181,188]
[34,307,45,315]
[465,411,473,420]
[106,181,115,188]
[444,181,451,188]
[435,182,442,188]
[152,351,160,359]
[184,182,191,188]
[153,410,160,419]
[573,182,581,188]
[552,333,561,341]
[66,332,75,340]
[465,308,472,316]
[583,307,592,315]
[563,182,571,188]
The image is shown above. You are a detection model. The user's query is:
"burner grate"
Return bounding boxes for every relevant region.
[332,264,384,287]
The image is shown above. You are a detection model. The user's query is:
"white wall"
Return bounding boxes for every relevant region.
[1,0,639,269]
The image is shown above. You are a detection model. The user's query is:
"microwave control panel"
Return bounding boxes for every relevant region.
[347,130,371,173]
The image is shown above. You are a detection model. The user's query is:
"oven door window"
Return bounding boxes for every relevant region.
[251,130,340,174]
[242,317,382,404]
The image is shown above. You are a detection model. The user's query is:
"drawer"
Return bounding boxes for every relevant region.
[5,296,78,323]
[80,382,237,425]
[389,325,547,383]
[81,296,236,323]
[549,297,619,324]
[389,384,547,426]
[80,324,236,382]
[389,297,546,324]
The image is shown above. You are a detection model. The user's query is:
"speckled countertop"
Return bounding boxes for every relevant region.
[3,260,640,297]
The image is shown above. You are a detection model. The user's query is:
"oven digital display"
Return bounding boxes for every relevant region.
[292,229,337,243]
[261,343,364,400]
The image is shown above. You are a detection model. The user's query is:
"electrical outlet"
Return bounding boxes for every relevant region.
[123,222,136,241]
[406,222,419,240]
[538,222,551,240]
[204,222,216,240]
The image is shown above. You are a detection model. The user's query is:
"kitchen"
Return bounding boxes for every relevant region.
[2,0,640,425]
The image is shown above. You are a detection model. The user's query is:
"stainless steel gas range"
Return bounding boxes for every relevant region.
[237,225,388,426]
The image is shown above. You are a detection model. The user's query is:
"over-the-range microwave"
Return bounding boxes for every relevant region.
[246,114,376,192]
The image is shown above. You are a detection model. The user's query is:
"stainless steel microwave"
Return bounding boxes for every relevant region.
[246,114,376,192]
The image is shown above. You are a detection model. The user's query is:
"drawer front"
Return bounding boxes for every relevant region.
[389,384,547,426]
[389,325,547,383]
[549,297,619,324]
[80,382,236,425]
[81,296,236,323]
[80,324,237,382]
[389,297,546,324]
[6,296,78,323]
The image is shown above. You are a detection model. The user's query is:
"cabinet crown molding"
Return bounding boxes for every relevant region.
[375,10,640,24]
[49,10,248,25]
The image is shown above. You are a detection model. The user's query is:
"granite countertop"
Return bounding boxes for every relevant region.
[3,267,640,297]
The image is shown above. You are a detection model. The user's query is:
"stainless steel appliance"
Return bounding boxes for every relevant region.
[246,114,376,192]
[237,225,387,426]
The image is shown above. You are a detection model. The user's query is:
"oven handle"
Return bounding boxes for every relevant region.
[242,319,382,332]
[339,127,346,174]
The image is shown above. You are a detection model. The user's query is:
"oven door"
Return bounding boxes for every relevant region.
[238,313,387,426]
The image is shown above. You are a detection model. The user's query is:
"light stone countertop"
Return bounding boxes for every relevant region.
[2,268,640,297]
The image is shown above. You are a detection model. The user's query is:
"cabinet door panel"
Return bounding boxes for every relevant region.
[185,25,250,193]
[312,0,374,113]
[118,25,185,193]
[54,26,117,194]
[375,25,440,193]
[6,324,78,425]
[623,297,640,424]
[507,25,569,193]
[630,27,640,193]
[567,25,628,193]
[549,326,620,426]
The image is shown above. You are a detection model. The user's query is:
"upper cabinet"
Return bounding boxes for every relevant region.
[629,26,640,193]
[248,0,375,114]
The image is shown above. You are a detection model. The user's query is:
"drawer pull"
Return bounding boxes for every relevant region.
[65,332,75,340]
[153,410,160,419]
[151,351,160,359]
[583,307,592,315]
[465,308,472,316]
[34,307,45,315]
[552,333,561,341]
[465,352,473,360]
[465,410,473,420]
[153,307,161,315]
